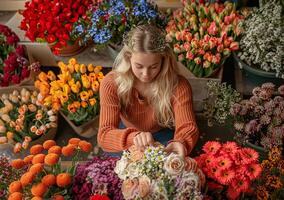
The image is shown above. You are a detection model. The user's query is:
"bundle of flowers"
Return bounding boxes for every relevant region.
[230,83,284,150]
[255,147,284,200]
[0,24,33,86]
[114,144,205,199]
[72,156,123,200]
[166,1,243,77]
[34,58,104,126]
[73,0,167,48]
[19,0,94,54]
[195,141,262,200]
[7,138,93,199]
[237,0,284,78]
[0,88,57,153]
[0,155,27,199]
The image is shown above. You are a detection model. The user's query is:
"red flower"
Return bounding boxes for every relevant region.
[90,194,110,200]
[11,74,20,84]
[21,67,30,79]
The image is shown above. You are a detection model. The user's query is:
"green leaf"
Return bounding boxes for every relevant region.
[204,67,214,77]
[192,64,204,77]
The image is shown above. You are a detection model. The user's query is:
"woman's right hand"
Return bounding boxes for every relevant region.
[133,131,154,151]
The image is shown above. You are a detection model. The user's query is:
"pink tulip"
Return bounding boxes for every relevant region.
[185,33,193,42]
[217,44,224,53]
[204,53,213,62]
[194,57,202,65]
[198,49,205,55]
[230,42,239,51]
[175,32,182,41]
[173,44,181,53]
[208,22,218,36]
[186,51,195,60]
[178,54,185,62]
[184,42,191,51]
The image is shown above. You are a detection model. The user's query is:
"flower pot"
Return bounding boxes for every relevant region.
[233,53,283,86]
[59,111,99,138]
[244,141,268,162]
[50,39,87,57]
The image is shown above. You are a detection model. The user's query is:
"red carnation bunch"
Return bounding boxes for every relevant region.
[19,0,93,54]
[195,141,262,200]
[0,24,31,87]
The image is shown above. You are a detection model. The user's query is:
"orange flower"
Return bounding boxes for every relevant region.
[20,172,35,187]
[13,143,22,153]
[62,144,76,157]
[29,163,44,175]
[44,153,59,166]
[69,138,81,146]
[67,104,77,113]
[8,192,23,200]
[80,91,89,101]
[94,66,102,73]
[38,72,48,82]
[80,64,87,74]
[68,58,77,66]
[30,144,44,155]
[23,155,34,164]
[9,181,22,193]
[47,71,56,81]
[31,197,43,200]
[43,140,56,150]
[56,173,72,187]
[91,81,99,92]
[89,98,97,106]
[48,145,62,155]
[11,159,25,169]
[78,141,92,153]
[53,194,65,200]
[31,183,47,197]
[81,101,88,108]
[32,154,46,164]
[41,174,56,186]
[88,90,94,97]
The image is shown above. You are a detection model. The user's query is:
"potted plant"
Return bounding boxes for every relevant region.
[0,87,58,153]
[166,0,244,77]
[34,58,103,138]
[73,0,167,58]
[19,0,94,55]
[235,0,283,84]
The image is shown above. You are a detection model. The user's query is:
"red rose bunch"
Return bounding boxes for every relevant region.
[0,24,30,87]
[20,0,93,54]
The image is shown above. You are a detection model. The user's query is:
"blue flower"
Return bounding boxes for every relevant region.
[108,1,126,16]
[92,28,112,44]
[132,0,157,19]
[74,24,84,34]
[91,10,107,24]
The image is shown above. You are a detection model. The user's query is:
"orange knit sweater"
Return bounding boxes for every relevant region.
[97,72,199,154]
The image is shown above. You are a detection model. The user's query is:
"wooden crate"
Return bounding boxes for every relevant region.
[178,62,224,112]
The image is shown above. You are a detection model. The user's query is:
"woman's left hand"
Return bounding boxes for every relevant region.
[165,141,187,158]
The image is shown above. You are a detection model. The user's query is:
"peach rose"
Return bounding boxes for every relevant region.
[129,145,144,162]
[164,153,185,176]
[121,179,138,200]
[138,176,151,198]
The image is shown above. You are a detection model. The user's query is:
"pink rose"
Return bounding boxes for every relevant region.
[217,44,224,53]
[183,42,191,51]
[208,22,218,36]
[186,52,195,60]
[230,42,239,51]
[122,179,139,200]
[164,153,185,176]
[178,54,185,62]
[138,176,151,198]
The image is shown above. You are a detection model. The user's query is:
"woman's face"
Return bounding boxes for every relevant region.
[130,52,162,83]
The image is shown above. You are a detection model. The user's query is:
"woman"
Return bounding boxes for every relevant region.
[97,24,199,157]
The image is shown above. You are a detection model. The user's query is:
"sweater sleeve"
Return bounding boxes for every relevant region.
[97,73,140,152]
[171,77,199,155]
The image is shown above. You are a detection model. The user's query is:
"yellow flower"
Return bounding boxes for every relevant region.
[268,147,282,163]
[68,58,77,66]
[50,81,61,90]
[58,61,66,69]
[89,98,97,106]
[39,83,50,96]
[278,160,284,175]
[63,84,71,94]
[68,104,77,113]
[67,64,75,73]
[92,81,100,92]
[43,95,52,106]
[81,101,88,108]
[256,186,269,200]
[266,175,282,189]
[38,72,48,82]
[80,91,89,101]
[76,81,81,88]
[47,71,56,81]
[71,84,80,93]
[97,72,104,78]
[88,90,94,97]
[68,79,75,86]
[81,75,91,89]
[75,64,80,72]
[87,64,94,72]
[52,101,61,111]
[34,80,41,89]
[94,66,102,73]
[60,93,69,104]
[73,101,81,108]
[80,64,87,74]
[89,73,97,82]
[98,77,104,83]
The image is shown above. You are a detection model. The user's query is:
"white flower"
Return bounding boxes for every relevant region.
[49,115,57,122]
[1,114,11,123]
[12,90,19,96]
[164,153,185,177]
[47,110,55,116]
[114,158,129,180]
[20,88,28,96]
[181,171,200,189]
[1,94,8,100]
[126,163,140,179]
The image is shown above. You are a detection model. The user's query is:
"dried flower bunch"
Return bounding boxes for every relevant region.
[237,0,284,78]
[7,138,92,200]
[0,88,57,153]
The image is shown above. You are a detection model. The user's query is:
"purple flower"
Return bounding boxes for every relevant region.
[278,85,284,96]
[244,120,260,134]
[261,82,275,93]
[230,103,241,116]
[264,100,275,113]
[249,96,261,106]
[260,115,271,125]
[254,105,265,114]
[259,90,271,100]
[252,87,261,96]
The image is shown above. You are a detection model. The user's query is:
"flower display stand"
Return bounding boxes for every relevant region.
[178,62,223,112]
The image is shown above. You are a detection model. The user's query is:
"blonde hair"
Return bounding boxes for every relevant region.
[113,25,179,128]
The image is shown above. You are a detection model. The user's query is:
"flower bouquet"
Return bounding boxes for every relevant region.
[7,138,93,200]
[236,0,284,79]
[73,0,167,50]
[255,147,284,200]
[114,144,205,199]
[0,155,27,199]
[166,1,243,77]
[34,58,104,137]
[0,24,37,87]
[0,87,57,153]
[195,141,262,200]
[19,0,94,55]
[72,156,123,200]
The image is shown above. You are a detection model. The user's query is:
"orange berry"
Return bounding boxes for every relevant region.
[9,181,22,193]
[53,194,65,200]
[43,140,56,150]
[44,153,59,166]
[31,197,43,200]
[62,144,76,156]
[11,159,25,169]
[20,172,35,187]
[68,138,81,146]
[30,144,44,155]
[32,154,45,164]
[41,174,56,186]
[8,192,23,200]
[23,155,34,164]
[29,163,44,175]
[31,183,47,197]
[56,173,72,187]
[48,146,62,155]
[78,141,92,153]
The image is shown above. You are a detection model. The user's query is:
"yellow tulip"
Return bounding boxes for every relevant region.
[47,71,56,81]
[67,64,75,73]
[73,101,81,108]
[39,83,50,96]
[75,64,80,72]
[71,84,80,93]
[98,77,104,83]
[94,66,102,73]
[88,90,94,97]
[58,61,66,69]
[68,78,75,86]
[97,72,104,78]
[89,73,97,82]
[52,101,61,111]
[89,98,97,106]
[63,84,71,94]
[80,91,89,101]
[50,81,61,90]
[81,101,88,108]
[80,64,87,74]
[68,58,77,66]
[76,81,81,88]
[81,74,91,89]
[38,72,48,82]
[44,95,52,106]
[68,104,77,113]
[87,64,94,72]
[34,80,41,89]
[92,81,100,92]
[60,93,69,104]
